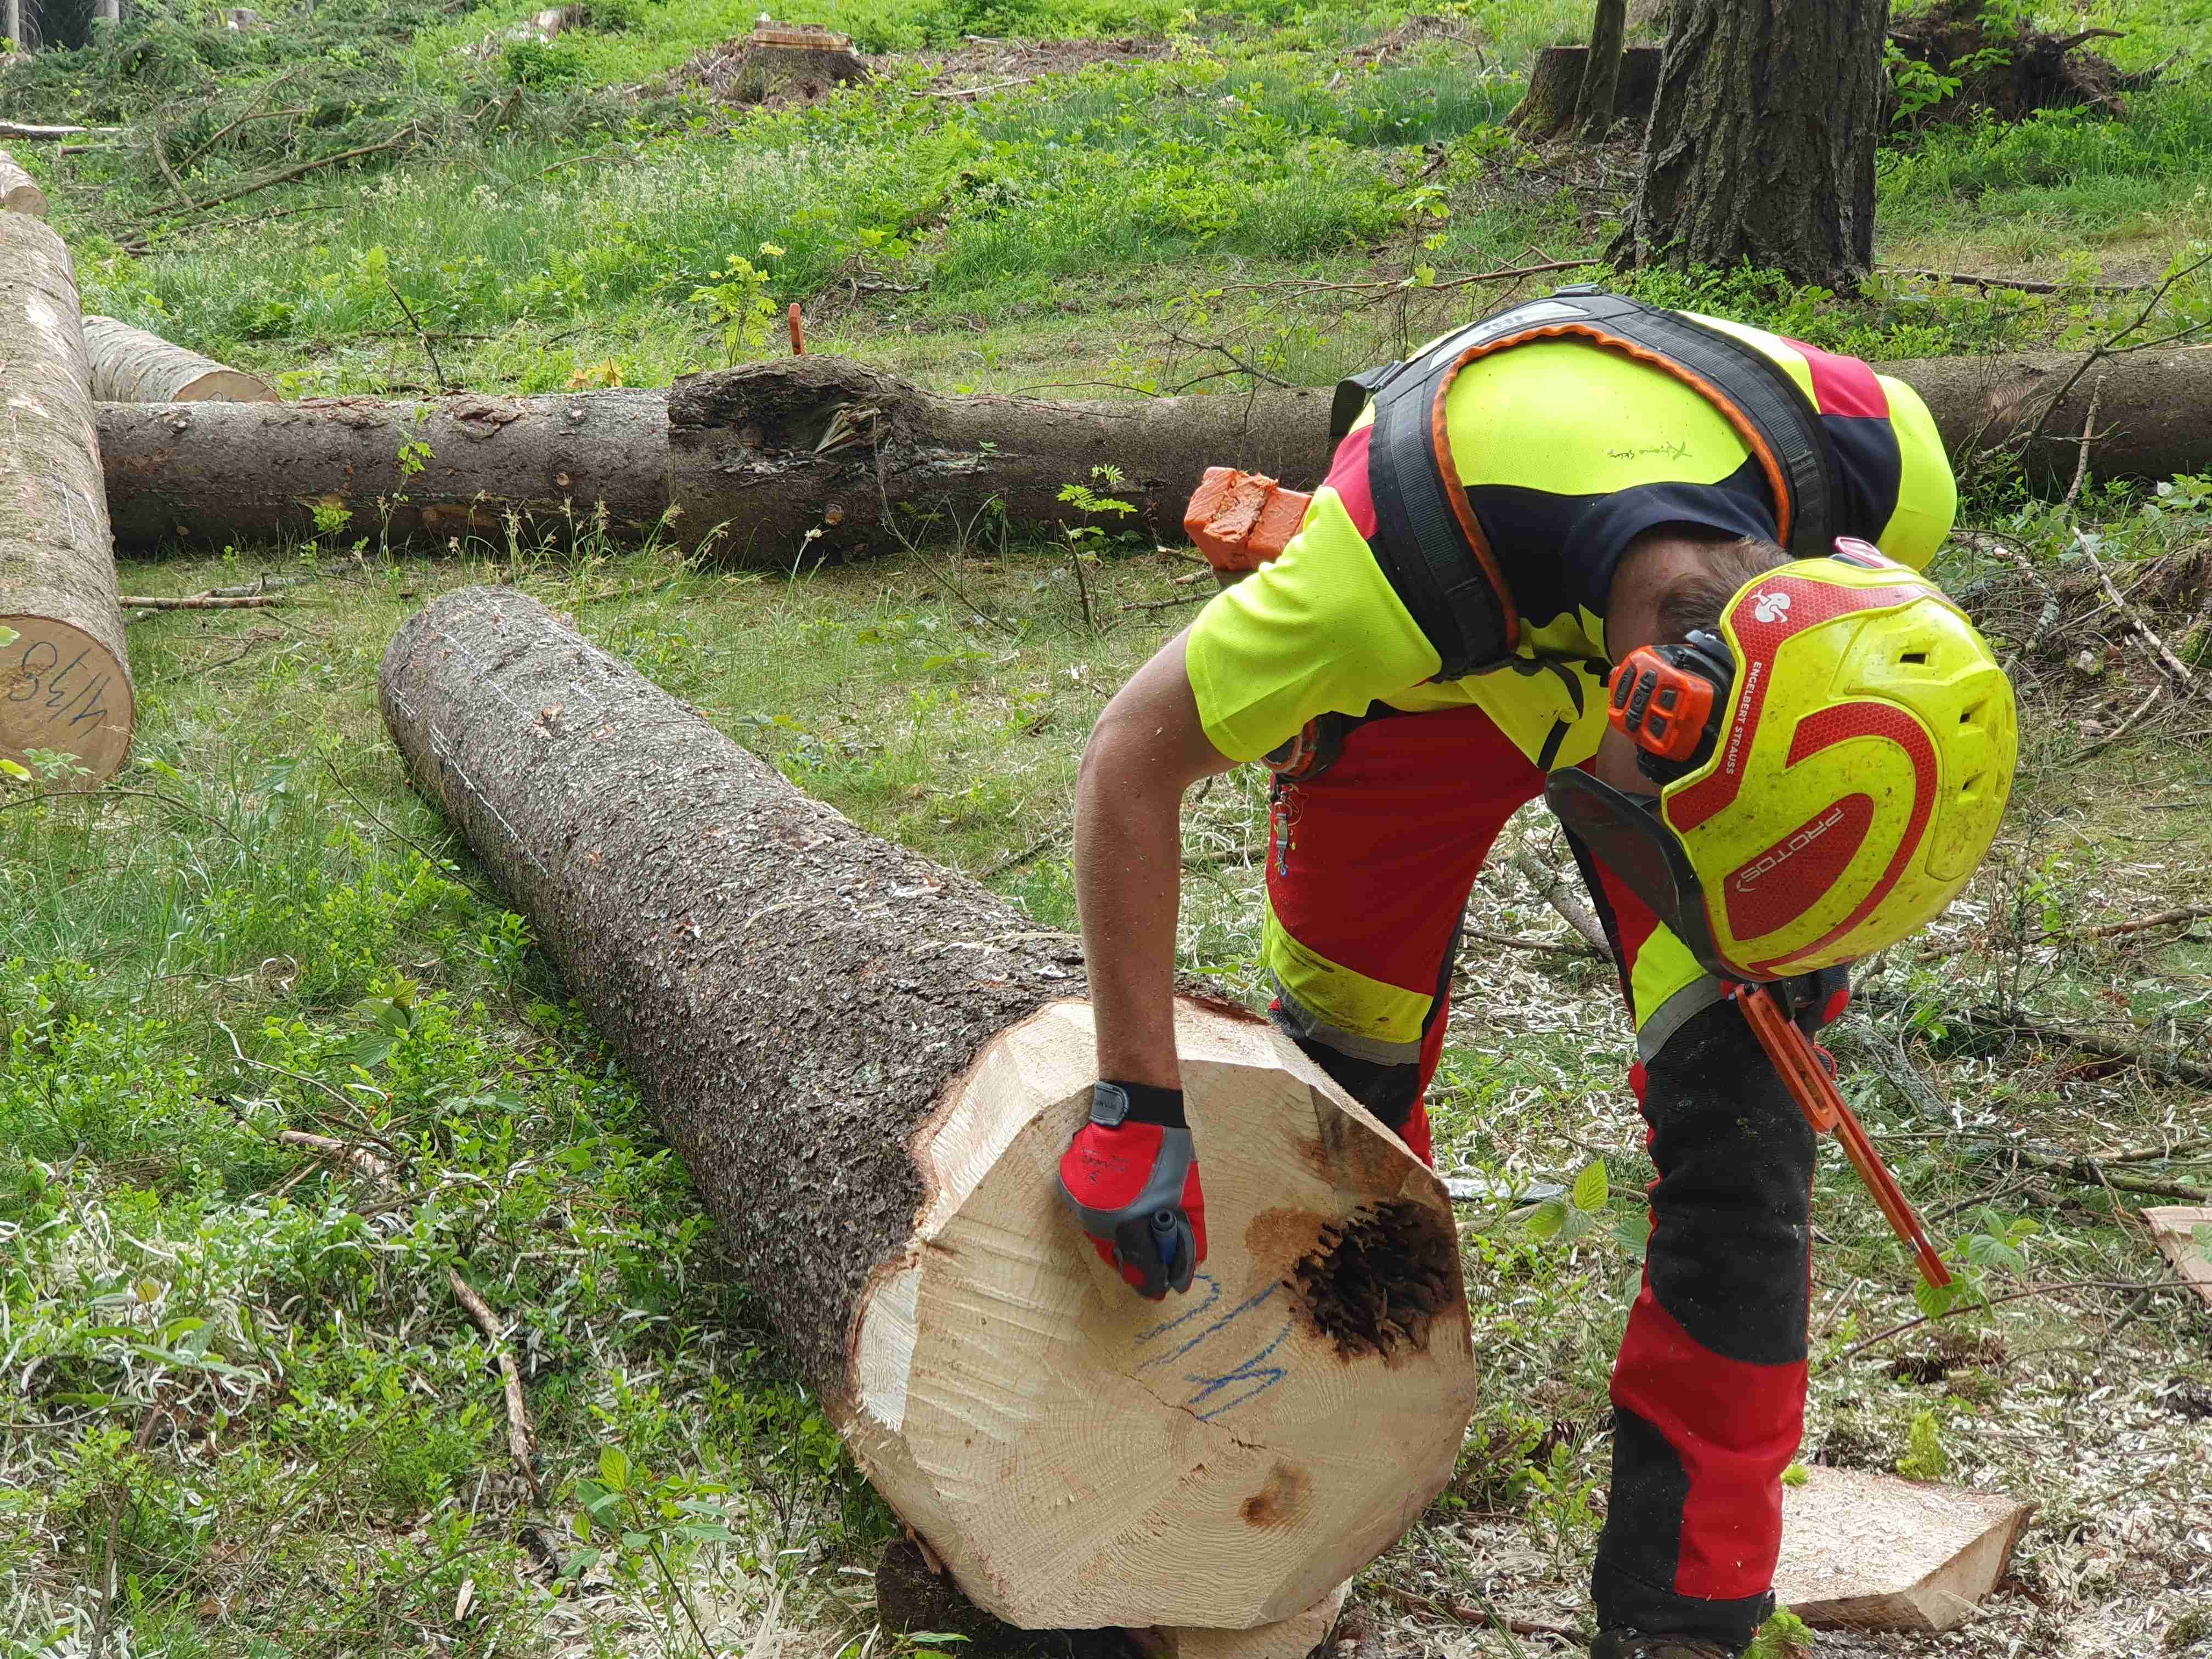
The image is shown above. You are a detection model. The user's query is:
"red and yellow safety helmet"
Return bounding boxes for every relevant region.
[1549,541,2017,981]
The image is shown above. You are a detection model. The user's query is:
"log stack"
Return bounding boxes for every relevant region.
[0,214,133,781]
[378,586,1480,1637]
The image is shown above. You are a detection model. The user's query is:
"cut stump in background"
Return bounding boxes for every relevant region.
[0,214,134,781]
[0,148,47,216]
[1774,1466,2032,1632]
[83,315,278,403]
[1504,44,1662,142]
[2145,1207,2212,1308]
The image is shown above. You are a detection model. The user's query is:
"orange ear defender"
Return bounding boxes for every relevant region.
[1607,630,1734,777]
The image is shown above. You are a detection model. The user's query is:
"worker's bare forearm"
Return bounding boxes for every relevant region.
[1074,633,1237,1091]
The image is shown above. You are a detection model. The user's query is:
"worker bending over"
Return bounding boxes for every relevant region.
[1058,290,2017,1659]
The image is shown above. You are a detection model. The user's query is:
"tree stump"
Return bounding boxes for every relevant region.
[1506,44,1662,142]
[83,315,276,403]
[377,588,1481,1632]
[0,215,133,781]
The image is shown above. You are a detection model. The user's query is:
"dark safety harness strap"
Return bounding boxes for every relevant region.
[1340,287,1844,682]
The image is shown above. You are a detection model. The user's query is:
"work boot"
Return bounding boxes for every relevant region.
[1589,1632,1742,1659]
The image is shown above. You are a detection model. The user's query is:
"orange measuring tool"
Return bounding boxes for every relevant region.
[1733,983,1951,1291]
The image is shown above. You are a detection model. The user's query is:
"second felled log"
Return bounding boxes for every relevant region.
[0,149,47,217]
[378,586,1480,1634]
[0,214,134,781]
[83,315,278,403]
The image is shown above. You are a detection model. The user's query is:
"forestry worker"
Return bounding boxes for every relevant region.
[1056,290,2017,1659]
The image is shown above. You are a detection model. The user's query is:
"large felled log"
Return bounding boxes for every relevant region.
[665,356,1331,566]
[378,587,1480,1633]
[0,149,46,216]
[1882,346,2212,490]
[0,216,134,781]
[83,315,277,403]
[98,390,668,551]
[100,346,2212,554]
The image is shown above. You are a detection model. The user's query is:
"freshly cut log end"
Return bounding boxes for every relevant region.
[1773,1465,2031,1632]
[2144,1205,2212,1308]
[0,148,47,217]
[0,617,133,779]
[377,588,1477,1634]
[1139,1581,1348,1659]
[83,314,278,403]
[0,214,134,781]
[847,998,1475,1630]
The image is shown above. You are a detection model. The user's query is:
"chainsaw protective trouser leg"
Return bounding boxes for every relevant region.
[1258,705,1815,1654]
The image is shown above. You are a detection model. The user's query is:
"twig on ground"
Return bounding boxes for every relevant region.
[149,121,197,214]
[1920,900,2212,957]
[199,574,321,599]
[0,785,244,843]
[2078,530,2202,695]
[214,1018,403,1158]
[1461,927,1603,961]
[147,131,412,221]
[2070,681,2165,763]
[448,1268,545,1503]
[321,758,503,908]
[1119,590,1212,613]
[1368,1580,1589,1645]
[915,76,1033,98]
[0,120,126,140]
[1508,838,1610,955]
[2063,386,2103,511]
[1830,1278,2199,1363]
[1985,1143,2212,1204]
[385,276,452,396]
[977,831,1065,882]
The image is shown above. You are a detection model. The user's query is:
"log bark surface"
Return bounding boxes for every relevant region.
[1620,0,1887,285]
[0,148,45,216]
[378,588,1479,1630]
[666,356,1331,566]
[0,215,133,780]
[98,390,668,551]
[84,315,278,403]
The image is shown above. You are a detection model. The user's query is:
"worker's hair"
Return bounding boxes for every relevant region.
[1654,533,1792,643]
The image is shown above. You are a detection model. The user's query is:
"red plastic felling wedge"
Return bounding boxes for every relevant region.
[1184,466,1312,574]
[1734,983,1953,1291]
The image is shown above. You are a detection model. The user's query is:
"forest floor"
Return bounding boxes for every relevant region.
[3,1,2211,1657]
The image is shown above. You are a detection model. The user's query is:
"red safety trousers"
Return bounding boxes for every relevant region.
[1262,702,1813,1652]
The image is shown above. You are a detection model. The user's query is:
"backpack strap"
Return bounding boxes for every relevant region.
[1351,287,1843,681]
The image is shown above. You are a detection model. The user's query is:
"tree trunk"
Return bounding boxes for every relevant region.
[1619,0,1889,286]
[2,0,20,52]
[377,587,1480,1633]
[1573,0,1631,141]
[0,216,134,781]
[0,148,45,216]
[666,357,1331,566]
[98,390,668,552]
[83,315,277,403]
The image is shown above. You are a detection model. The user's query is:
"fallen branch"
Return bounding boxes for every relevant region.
[2078,530,2202,695]
[385,276,451,396]
[1918,900,2212,957]
[1367,1580,1589,1646]
[1508,839,1610,955]
[1119,590,1212,613]
[1461,927,1603,961]
[1883,267,2154,296]
[274,1128,391,1182]
[448,1267,545,1503]
[149,132,412,221]
[120,593,280,611]
[1829,1278,2199,1362]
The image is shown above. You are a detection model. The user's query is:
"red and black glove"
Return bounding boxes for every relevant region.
[1057,1081,1207,1300]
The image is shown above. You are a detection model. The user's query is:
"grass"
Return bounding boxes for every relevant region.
[4,0,2212,1654]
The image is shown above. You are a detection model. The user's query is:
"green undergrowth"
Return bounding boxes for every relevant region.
[9,0,2207,401]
